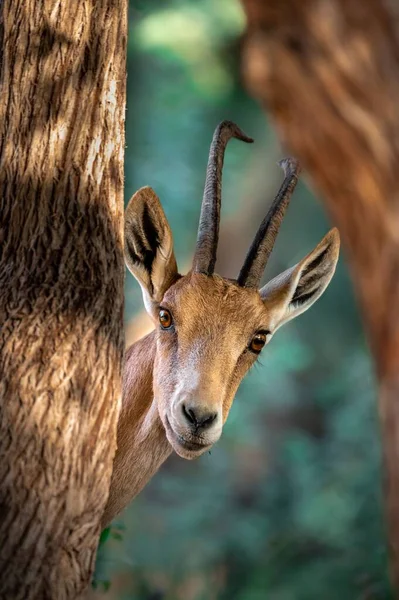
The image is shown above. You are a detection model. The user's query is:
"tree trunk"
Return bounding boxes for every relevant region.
[0,1,126,598]
[241,0,399,592]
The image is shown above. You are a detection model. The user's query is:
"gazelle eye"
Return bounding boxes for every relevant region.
[159,309,173,329]
[250,332,267,353]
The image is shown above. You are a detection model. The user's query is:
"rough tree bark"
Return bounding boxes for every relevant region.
[241,0,399,592]
[0,1,126,598]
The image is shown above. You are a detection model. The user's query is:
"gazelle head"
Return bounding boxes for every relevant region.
[125,121,339,460]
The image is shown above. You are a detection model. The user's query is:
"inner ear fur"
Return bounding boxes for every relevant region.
[124,186,178,305]
[260,228,340,330]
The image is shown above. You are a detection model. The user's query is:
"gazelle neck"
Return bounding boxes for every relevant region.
[102,331,172,527]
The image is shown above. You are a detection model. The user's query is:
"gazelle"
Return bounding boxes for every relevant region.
[102,121,340,526]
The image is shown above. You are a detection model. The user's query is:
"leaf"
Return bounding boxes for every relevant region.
[99,527,111,546]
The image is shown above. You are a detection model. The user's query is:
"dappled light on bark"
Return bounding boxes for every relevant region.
[0,1,126,598]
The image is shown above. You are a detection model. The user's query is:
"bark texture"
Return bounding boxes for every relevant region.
[241,0,399,592]
[0,1,126,598]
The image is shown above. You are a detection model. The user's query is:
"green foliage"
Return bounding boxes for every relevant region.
[94,0,392,597]
[99,527,111,546]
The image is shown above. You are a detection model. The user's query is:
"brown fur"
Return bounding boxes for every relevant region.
[102,275,266,526]
[103,226,339,526]
[102,333,171,526]
[103,165,339,526]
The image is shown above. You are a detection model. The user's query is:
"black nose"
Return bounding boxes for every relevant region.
[182,403,218,431]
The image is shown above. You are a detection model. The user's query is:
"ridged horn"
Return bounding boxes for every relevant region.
[192,120,253,275]
[237,158,300,288]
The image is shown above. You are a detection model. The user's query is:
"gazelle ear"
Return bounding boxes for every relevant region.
[260,228,340,332]
[124,187,178,311]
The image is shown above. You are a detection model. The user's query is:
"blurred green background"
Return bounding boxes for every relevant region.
[93,1,390,598]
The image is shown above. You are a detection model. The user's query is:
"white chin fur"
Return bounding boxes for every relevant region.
[171,439,208,460]
[162,413,214,460]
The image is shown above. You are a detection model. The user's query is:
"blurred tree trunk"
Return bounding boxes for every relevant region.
[0,1,126,598]
[240,0,399,591]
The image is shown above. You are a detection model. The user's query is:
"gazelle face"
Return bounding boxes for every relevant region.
[124,122,340,461]
[153,273,269,459]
